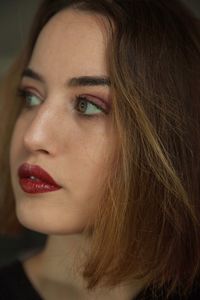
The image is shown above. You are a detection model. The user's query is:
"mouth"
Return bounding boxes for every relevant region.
[18,163,62,194]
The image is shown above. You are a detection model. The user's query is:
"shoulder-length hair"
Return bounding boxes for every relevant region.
[0,0,200,297]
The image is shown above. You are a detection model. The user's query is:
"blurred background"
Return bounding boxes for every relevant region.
[0,0,200,265]
[0,0,41,78]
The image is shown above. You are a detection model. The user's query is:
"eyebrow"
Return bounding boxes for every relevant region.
[21,68,111,87]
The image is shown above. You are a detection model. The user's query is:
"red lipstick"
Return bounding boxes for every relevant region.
[18,163,62,194]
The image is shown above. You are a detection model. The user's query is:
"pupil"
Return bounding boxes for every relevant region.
[79,100,87,112]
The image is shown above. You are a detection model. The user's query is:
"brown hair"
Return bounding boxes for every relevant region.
[0,0,200,297]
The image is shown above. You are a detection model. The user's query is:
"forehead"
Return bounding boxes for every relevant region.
[28,9,111,79]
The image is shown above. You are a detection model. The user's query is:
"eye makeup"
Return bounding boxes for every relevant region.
[17,86,111,118]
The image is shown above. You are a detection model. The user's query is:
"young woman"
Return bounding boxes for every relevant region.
[0,0,200,299]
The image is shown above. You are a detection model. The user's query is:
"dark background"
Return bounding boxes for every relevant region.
[0,0,200,265]
[0,0,41,78]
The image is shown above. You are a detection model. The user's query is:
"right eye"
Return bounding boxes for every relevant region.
[17,88,42,108]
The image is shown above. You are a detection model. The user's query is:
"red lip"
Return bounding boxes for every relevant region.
[18,163,61,194]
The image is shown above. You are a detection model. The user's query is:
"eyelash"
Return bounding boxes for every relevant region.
[17,88,108,118]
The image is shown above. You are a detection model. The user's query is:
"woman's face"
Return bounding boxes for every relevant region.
[9,9,115,234]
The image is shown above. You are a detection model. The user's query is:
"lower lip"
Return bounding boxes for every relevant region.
[19,178,61,194]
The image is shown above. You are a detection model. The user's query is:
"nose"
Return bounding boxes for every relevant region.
[23,103,61,156]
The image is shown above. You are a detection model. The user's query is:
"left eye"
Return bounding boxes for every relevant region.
[74,96,106,116]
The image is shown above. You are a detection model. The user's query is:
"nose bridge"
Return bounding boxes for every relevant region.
[23,103,61,153]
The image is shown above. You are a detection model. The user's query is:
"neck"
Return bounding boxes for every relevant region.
[23,234,146,300]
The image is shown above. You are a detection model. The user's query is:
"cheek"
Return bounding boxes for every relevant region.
[68,138,112,199]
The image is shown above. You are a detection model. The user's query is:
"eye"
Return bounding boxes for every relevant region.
[17,88,42,108]
[74,95,108,117]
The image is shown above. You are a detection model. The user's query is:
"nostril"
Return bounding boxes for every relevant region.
[40,149,49,154]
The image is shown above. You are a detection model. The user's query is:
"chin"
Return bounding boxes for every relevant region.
[15,204,89,235]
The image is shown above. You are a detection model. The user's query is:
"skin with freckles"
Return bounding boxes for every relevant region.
[9,9,116,236]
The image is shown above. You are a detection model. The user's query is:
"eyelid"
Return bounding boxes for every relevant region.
[80,93,110,112]
[19,84,44,99]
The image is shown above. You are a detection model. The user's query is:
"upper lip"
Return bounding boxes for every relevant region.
[18,163,61,187]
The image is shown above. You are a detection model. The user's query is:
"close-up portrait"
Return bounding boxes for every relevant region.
[0,0,200,299]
